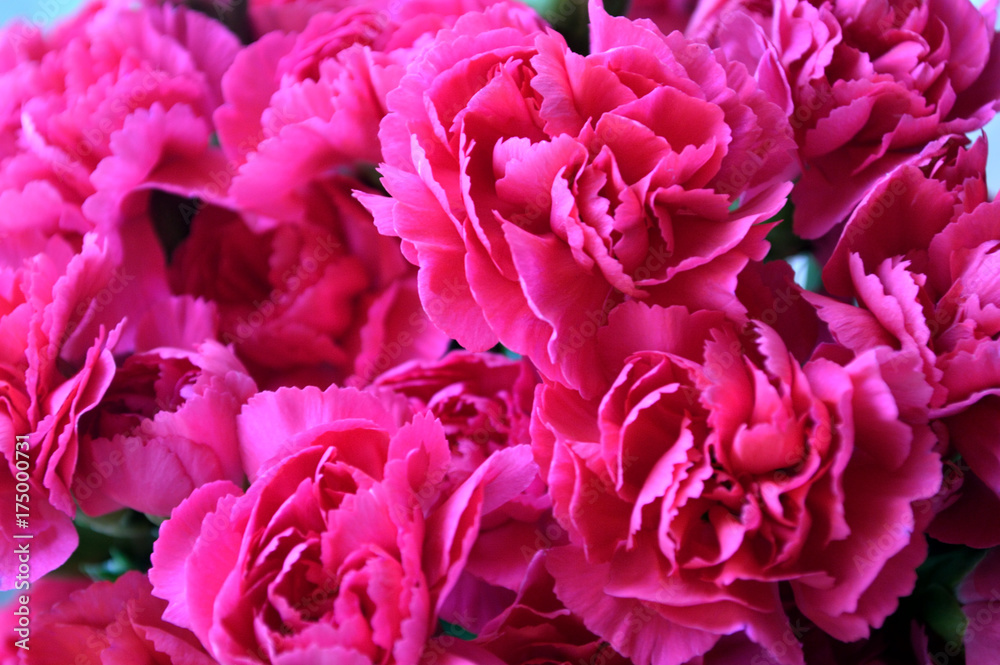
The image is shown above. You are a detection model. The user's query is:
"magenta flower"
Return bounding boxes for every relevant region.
[958,549,1000,664]
[215,0,498,221]
[807,137,1000,548]
[0,0,242,241]
[27,571,215,664]
[374,351,549,635]
[696,0,1000,239]
[627,0,700,35]
[150,385,537,664]
[167,186,448,389]
[533,302,941,664]
[0,234,129,588]
[75,341,257,518]
[363,0,795,399]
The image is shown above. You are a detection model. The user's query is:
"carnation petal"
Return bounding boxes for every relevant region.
[149,480,243,632]
[548,545,721,665]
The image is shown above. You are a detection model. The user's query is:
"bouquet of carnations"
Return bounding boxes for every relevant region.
[2,0,1000,662]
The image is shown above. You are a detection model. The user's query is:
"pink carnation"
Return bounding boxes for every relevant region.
[434,551,634,665]
[26,571,216,664]
[532,302,941,664]
[806,137,1000,548]
[363,0,795,398]
[74,340,257,518]
[167,188,448,389]
[372,350,538,490]
[0,575,90,662]
[0,234,132,588]
[628,0,699,35]
[0,0,242,243]
[697,0,1000,239]
[243,0,496,38]
[0,1,238,377]
[245,0,344,35]
[215,0,496,222]
[150,384,537,664]
[374,351,549,634]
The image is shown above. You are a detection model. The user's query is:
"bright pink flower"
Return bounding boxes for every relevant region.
[244,0,495,39]
[532,302,941,665]
[0,1,232,389]
[806,137,1000,548]
[0,234,132,589]
[74,340,256,518]
[696,0,1000,239]
[0,575,90,662]
[439,551,634,665]
[215,0,496,222]
[246,0,346,35]
[682,632,797,665]
[374,351,549,633]
[0,464,81,596]
[685,0,775,40]
[0,0,241,244]
[132,294,222,353]
[628,0,700,35]
[167,189,449,389]
[26,571,216,664]
[151,384,537,664]
[363,0,795,398]
[372,351,538,489]
[433,642,773,665]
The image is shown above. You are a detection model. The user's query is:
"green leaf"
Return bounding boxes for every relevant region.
[918,546,986,590]
[763,198,809,262]
[520,0,589,53]
[80,548,133,582]
[602,0,632,17]
[785,253,823,292]
[439,619,477,641]
[57,510,159,579]
[917,583,967,646]
[909,544,986,647]
[489,343,522,360]
[75,510,158,539]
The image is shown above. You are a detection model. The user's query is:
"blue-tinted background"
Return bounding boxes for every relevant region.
[1,0,999,196]
[1,0,81,29]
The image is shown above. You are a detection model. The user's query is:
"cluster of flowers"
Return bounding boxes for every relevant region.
[1,0,1000,663]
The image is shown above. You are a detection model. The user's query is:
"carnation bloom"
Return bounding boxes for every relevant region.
[0,575,90,661]
[244,0,488,36]
[0,0,242,249]
[0,0,243,375]
[428,551,634,665]
[150,385,537,664]
[74,340,257,518]
[806,137,1000,548]
[693,0,1000,239]
[167,187,448,389]
[26,571,216,664]
[215,0,497,221]
[363,0,795,398]
[372,350,538,491]
[628,0,700,35]
[163,0,458,389]
[374,351,550,633]
[0,234,131,588]
[532,302,941,665]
